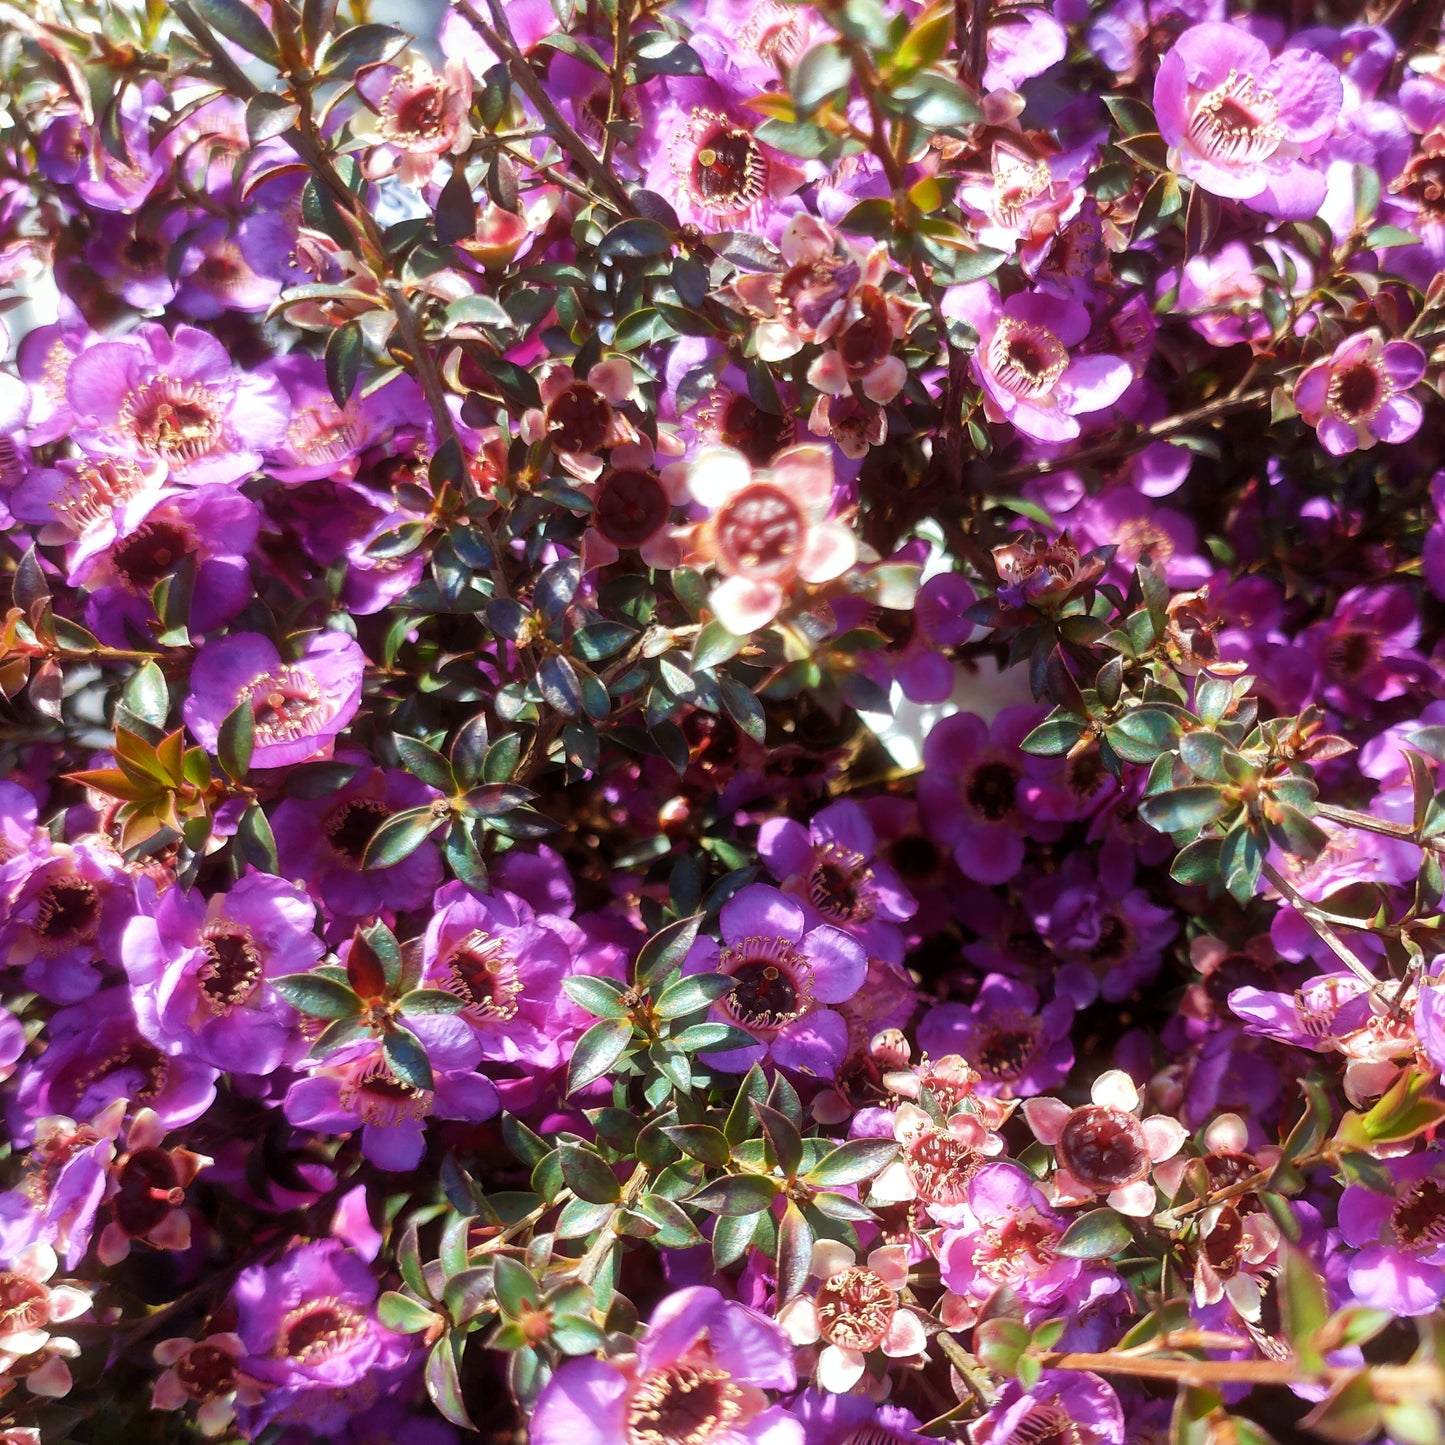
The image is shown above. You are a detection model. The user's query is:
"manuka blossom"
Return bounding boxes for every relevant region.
[684,883,867,1077]
[183,631,366,770]
[230,1240,414,1437]
[916,975,1074,1098]
[683,444,856,636]
[530,1286,801,1445]
[756,798,916,954]
[419,881,576,1068]
[1022,1068,1186,1217]
[354,54,474,186]
[272,761,442,919]
[521,358,639,481]
[120,871,320,1076]
[1294,332,1427,455]
[969,1371,1125,1445]
[1338,1153,1445,1316]
[283,1018,497,1171]
[943,284,1132,443]
[779,1240,927,1393]
[1154,22,1344,217]
[151,1332,260,1438]
[65,323,289,486]
[0,1242,90,1400]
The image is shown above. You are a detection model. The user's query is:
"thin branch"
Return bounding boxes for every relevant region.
[1262,861,1382,989]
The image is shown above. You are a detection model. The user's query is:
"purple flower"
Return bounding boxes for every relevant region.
[1298,583,1426,711]
[530,1286,801,1445]
[420,880,581,1069]
[916,975,1074,1097]
[1154,22,1343,217]
[1294,332,1426,455]
[968,1370,1125,1445]
[942,284,1132,444]
[793,1389,927,1445]
[273,761,442,918]
[231,1240,415,1437]
[283,1016,496,1171]
[66,322,289,486]
[73,485,260,645]
[120,872,320,1075]
[183,631,366,770]
[9,991,217,1148]
[1,841,132,1003]
[938,1163,1082,1313]
[684,883,867,1077]
[1338,1153,1445,1316]
[919,707,1054,886]
[757,799,916,952]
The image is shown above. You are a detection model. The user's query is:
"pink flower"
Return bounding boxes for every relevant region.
[1294,331,1427,455]
[683,444,857,634]
[354,53,473,187]
[521,358,639,481]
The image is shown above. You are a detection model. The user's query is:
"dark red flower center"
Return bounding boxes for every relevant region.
[837,287,893,371]
[0,1274,49,1334]
[964,760,1019,822]
[122,378,222,465]
[324,797,390,864]
[175,1343,238,1400]
[595,468,669,547]
[199,929,264,1013]
[714,482,805,579]
[247,666,324,744]
[808,844,873,924]
[278,1299,365,1363]
[113,1147,185,1237]
[1006,1400,1082,1445]
[689,126,766,213]
[904,1127,981,1205]
[445,930,523,1021]
[545,382,611,454]
[1056,1104,1149,1190]
[112,518,195,593]
[974,1022,1039,1082]
[816,1266,898,1350]
[1328,361,1384,422]
[1393,1178,1445,1253]
[35,877,100,944]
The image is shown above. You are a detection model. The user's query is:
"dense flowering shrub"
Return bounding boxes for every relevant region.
[4,0,1445,1442]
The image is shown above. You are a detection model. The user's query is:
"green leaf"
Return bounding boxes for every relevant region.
[654,972,735,1019]
[245,92,299,143]
[124,661,170,729]
[324,319,363,406]
[1278,1241,1330,1372]
[235,801,279,873]
[975,1315,1031,1376]
[885,70,981,128]
[1021,713,1089,757]
[217,698,254,782]
[598,218,674,262]
[567,1017,635,1093]
[378,1291,437,1333]
[791,41,852,111]
[319,21,408,78]
[562,975,631,1019]
[394,734,457,792]
[754,1102,803,1178]
[361,806,443,870]
[1138,785,1230,835]
[1170,836,1223,887]
[1180,730,1236,783]
[692,619,746,672]
[550,1313,608,1354]
[558,1142,622,1203]
[776,1200,814,1305]
[804,1138,898,1188]
[539,655,583,715]
[661,1124,731,1168]
[383,1026,433,1092]
[188,0,280,65]
[635,914,704,992]
[273,972,363,1020]
[1056,1209,1132,1260]
[425,1334,473,1431]
[1106,707,1182,763]
[687,1173,780,1216]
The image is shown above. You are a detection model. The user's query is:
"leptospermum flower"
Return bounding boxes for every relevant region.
[942,284,1132,444]
[969,1371,1125,1445]
[66,323,289,487]
[354,53,473,186]
[283,1018,497,1171]
[583,439,690,573]
[1154,22,1343,218]
[151,1332,260,1438]
[120,871,320,1076]
[183,631,365,770]
[521,358,639,481]
[684,445,857,636]
[530,1286,801,1445]
[1294,332,1426,455]
[1339,1153,1445,1315]
[230,1240,414,1438]
[684,883,867,1078]
[0,1242,90,1399]
[779,1240,928,1393]
[1022,1068,1186,1217]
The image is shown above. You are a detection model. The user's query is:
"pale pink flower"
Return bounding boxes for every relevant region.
[521,358,639,481]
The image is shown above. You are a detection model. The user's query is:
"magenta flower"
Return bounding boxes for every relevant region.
[120,872,320,1076]
[938,1163,1081,1314]
[969,1371,1125,1445]
[272,761,442,918]
[916,975,1074,1098]
[1339,1154,1445,1316]
[942,284,1132,443]
[684,883,867,1077]
[420,881,576,1068]
[183,631,366,770]
[1154,22,1343,217]
[1294,332,1426,455]
[283,1018,496,1171]
[231,1240,415,1437]
[66,323,289,486]
[530,1286,800,1445]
